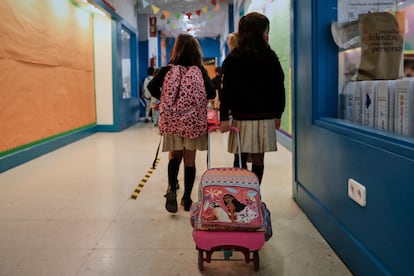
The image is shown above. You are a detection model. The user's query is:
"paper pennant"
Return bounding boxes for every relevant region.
[185,12,192,19]
[214,4,220,11]
[211,0,217,6]
[163,10,170,19]
[202,6,208,13]
[151,5,160,14]
[175,12,181,20]
[196,9,201,16]
[142,0,150,8]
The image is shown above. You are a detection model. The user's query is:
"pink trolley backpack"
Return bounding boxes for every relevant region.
[190,126,272,271]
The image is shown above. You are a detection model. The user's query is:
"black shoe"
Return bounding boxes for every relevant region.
[163,181,180,197]
[181,198,193,211]
[165,191,177,213]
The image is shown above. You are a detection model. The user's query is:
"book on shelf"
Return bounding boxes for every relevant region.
[361,80,376,128]
[375,80,395,132]
[340,81,355,122]
[353,81,363,125]
[394,79,414,137]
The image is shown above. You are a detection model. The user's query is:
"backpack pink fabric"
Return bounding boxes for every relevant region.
[159,65,208,139]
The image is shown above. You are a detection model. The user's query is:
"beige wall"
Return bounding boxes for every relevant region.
[94,15,114,125]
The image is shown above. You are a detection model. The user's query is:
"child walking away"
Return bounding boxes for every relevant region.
[219,12,286,184]
[148,33,216,213]
[150,68,160,127]
[142,67,155,123]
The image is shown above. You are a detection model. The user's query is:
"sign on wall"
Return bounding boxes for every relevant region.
[150,16,157,37]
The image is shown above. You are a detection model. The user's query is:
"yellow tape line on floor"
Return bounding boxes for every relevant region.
[130,158,160,200]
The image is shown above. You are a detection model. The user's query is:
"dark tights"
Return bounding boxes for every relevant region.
[167,150,196,200]
[233,152,265,184]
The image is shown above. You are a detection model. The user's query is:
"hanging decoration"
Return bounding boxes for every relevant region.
[141,0,226,37]
[151,5,160,14]
[142,0,150,9]
[162,10,171,19]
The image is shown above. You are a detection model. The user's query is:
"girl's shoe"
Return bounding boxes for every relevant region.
[165,191,177,213]
[163,181,179,197]
[181,198,193,211]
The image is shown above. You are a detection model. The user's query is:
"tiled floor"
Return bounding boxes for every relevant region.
[0,123,352,275]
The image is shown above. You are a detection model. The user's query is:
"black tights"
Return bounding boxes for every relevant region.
[234,152,265,184]
[233,153,248,169]
[167,150,196,199]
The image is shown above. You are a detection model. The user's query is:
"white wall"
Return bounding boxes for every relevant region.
[137,13,148,41]
[94,15,114,125]
[104,0,137,29]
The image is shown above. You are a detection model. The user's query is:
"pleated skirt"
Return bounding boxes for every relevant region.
[162,134,208,152]
[228,119,278,154]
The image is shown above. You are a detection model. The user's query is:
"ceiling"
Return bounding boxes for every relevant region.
[136,0,233,38]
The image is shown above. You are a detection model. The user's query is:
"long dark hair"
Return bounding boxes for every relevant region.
[223,194,246,212]
[233,12,275,59]
[169,33,204,67]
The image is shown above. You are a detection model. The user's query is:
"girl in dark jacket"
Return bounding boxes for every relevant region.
[219,12,286,184]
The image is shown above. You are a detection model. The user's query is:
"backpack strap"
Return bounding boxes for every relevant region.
[152,135,162,169]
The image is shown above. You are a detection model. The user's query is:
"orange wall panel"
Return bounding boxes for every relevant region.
[0,0,96,153]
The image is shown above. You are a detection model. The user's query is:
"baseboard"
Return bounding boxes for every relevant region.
[0,126,96,173]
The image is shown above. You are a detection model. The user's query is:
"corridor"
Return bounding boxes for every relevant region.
[0,123,352,275]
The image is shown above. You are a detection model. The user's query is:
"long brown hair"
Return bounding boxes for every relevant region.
[233,12,275,59]
[169,33,204,67]
[227,32,238,52]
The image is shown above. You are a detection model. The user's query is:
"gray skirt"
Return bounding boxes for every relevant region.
[228,119,278,154]
[162,134,208,152]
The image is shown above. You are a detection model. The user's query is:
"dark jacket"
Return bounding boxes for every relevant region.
[219,51,285,121]
[147,65,216,101]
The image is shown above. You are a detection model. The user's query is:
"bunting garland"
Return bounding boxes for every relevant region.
[151,5,160,14]
[141,0,225,36]
[162,10,170,19]
[142,0,150,8]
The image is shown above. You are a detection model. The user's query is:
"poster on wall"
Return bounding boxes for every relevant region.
[337,0,396,23]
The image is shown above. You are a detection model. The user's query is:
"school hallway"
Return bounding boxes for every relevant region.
[0,123,352,276]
